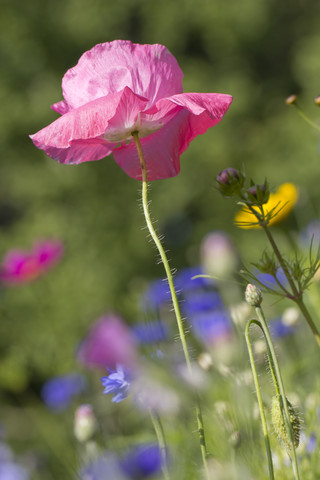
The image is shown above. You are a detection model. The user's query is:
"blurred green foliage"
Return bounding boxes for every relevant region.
[0,0,320,477]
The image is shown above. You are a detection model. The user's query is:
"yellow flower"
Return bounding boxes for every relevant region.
[235,183,299,229]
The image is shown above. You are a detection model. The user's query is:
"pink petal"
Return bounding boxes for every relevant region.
[51,100,70,115]
[60,40,183,110]
[30,87,148,165]
[113,93,233,181]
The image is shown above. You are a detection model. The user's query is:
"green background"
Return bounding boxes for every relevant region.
[0,0,320,477]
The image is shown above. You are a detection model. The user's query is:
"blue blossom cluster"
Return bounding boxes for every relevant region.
[101,365,132,403]
[41,373,87,411]
[80,444,162,480]
[141,266,232,347]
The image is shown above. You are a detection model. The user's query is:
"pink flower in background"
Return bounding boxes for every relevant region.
[30,40,233,181]
[0,240,64,285]
[78,314,138,370]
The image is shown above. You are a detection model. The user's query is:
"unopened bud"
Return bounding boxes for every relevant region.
[245,284,262,307]
[229,430,241,449]
[198,352,213,371]
[74,404,98,443]
[286,94,297,105]
[271,395,300,450]
[314,95,320,106]
[217,168,240,185]
[248,184,266,197]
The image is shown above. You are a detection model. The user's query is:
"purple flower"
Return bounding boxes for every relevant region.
[78,314,138,370]
[120,444,163,479]
[101,365,132,403]
[256,268,288,291]
[132,321,168,344]
[41,373,86,411]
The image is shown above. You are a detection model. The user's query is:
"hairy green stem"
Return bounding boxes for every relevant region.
[255,306,300,480]
[132,132,210,480]
[294,104,320,132]
[245,319,275,480]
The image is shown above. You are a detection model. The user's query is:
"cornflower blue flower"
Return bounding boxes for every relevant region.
[299,219,320,247]
[306,433,317,454]
[182,291,223,316]
[132,320,168,344]
[141,279,171,310]
[101,365,131,403]
[175,266,214,292]
[41,373,86,411]
[190,309,232,345]
[270,317,296,338]
[120,444,163,479]
[0,463,30,480]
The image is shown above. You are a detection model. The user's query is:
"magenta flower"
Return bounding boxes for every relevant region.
[77,314,138,370]
[0,240,64,285]
[30,40,233,181]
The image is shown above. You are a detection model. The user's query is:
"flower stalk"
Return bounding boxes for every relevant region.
[245,319,275,480]
[132,131,210,480]
[149,410,170,480]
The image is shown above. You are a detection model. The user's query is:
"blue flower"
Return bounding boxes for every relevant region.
[306,433,317,454]
[299,219,320,247]
[101,365,131,403]
[80,453,125,480]
[120,444,163,479]
[189,310,232,345]
[270,318,296,338]
[182,291,223,316]
[175,266,214,292]
[255,268,288,292]
[0,463,29,480]
[142,279,171,310]
[132,321,168,344]
[41,373,86,412]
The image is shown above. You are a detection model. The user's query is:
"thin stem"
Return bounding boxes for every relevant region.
[245,319,275,480]
[149,410,170,480]
[255,306,301,480]
[261,224,320,348]
[294,104,320,132]
[132,132,210,480]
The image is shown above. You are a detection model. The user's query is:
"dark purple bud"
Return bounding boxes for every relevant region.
[247,184,266,198]
[217,168,240,186]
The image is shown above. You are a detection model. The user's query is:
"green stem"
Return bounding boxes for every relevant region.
[245,319,275,480]
[255,306,301,480]
[132,132,210,480]
[149,410,171,480]
[294,104,320,132]
[261,224,320,348]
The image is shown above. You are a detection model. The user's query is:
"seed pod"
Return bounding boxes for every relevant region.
[271,394,300,451]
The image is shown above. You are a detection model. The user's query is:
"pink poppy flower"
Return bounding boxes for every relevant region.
[30,40,233,181]
[0,240,64,285]
[77,314,138,370]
